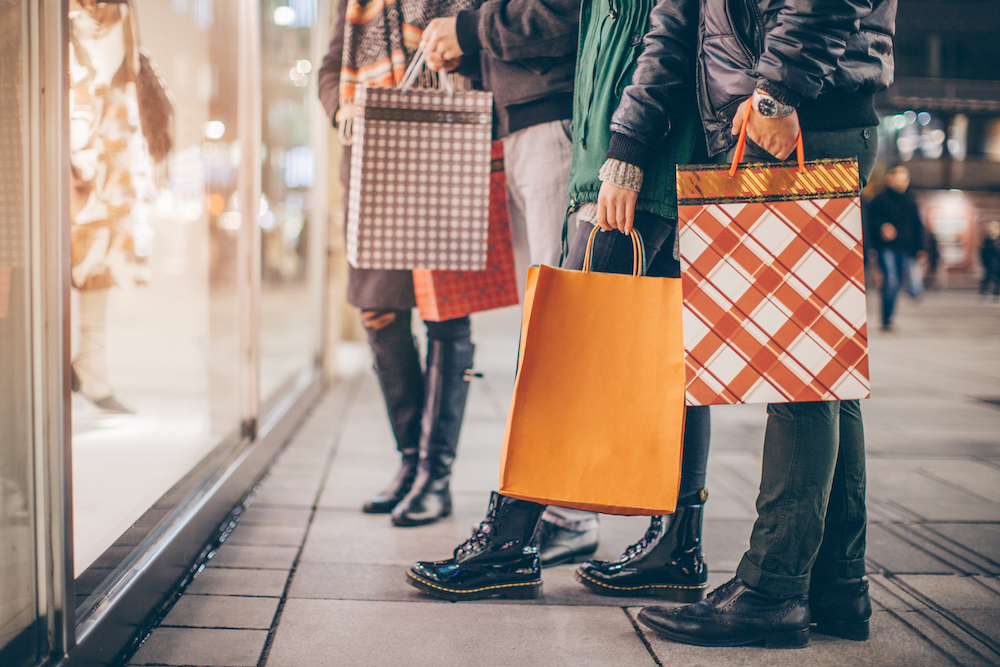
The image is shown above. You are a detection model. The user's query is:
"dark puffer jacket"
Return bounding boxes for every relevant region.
[609,0,895,162]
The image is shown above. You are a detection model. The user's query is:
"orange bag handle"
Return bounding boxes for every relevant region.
[583,226,646,277]
[729,100,805,177]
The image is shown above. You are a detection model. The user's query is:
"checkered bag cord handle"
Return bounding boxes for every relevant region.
[729,101,805,177]
[399,45,454,96]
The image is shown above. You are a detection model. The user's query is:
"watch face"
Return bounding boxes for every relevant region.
[757,97,778,118]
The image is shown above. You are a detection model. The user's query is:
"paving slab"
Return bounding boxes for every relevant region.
[208,544,299,570]
[160,595,279,630]
[266,599,657,667]
[184,567,288,597]
[128,627,267,666]
[225,523,308,547]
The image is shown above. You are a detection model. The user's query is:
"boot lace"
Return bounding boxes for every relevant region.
[455,521,493,560]
[617,516,665,563]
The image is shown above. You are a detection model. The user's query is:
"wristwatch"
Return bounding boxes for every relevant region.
[752,89,795,119]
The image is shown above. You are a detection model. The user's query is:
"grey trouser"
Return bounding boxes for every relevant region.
[503,119,597,532]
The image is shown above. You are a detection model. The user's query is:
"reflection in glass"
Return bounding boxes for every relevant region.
[70,0,241,585]
[259,0,322,403]
[0,0,39,663]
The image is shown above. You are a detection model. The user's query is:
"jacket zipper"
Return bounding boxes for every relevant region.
[726,0,757,65]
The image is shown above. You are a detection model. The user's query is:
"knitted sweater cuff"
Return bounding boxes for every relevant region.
[599,158,644,193]
[756,78,803,108]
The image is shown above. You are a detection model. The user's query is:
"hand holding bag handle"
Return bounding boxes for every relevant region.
[583,226,647,277]
[729,102,805,177]
[399,44,454,96]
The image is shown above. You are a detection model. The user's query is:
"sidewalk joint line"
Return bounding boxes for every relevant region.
[623,607,663,667]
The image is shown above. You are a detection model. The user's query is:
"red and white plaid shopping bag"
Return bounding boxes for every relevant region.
[676,148,870,406]
[413,141,519,321]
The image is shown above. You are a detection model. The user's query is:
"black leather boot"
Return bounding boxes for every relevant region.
[809,576,871,641]
[362,312,424,514]
[537,518,599,567]
[391,338,474,527]
[363,448,418,514]
[406,492,545,600]
[576,489,708,602]
[638,577,810,648]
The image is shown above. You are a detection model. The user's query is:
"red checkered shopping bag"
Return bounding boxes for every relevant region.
[413,141,519,321]
[676,127,869,406]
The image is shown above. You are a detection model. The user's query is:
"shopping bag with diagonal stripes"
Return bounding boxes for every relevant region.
[676,123,870,406]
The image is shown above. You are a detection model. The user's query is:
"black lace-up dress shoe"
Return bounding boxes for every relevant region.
[406,493,545,601]
[576,490,708,601]
[637,577,810,648]
[810,576,871,640]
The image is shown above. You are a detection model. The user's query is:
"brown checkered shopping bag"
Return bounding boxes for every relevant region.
[676,118,870,406]
[413,141,519,321]
[346,49,494,271]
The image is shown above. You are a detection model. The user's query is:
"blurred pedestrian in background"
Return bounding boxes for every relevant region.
[981,219,1000,300]
[318,0,481,528]
[867,164,927,331]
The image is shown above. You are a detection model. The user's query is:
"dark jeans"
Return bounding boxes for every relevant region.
[877,247,917,327]
[563,213,711,500]
[732,127,877,596]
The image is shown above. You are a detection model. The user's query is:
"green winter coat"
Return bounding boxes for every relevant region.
[566,0,702,221]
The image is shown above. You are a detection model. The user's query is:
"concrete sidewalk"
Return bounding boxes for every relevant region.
[128,291,1000,667]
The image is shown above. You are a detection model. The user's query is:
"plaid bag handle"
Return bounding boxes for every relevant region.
[399,45,455,96]
[582,227,647,277]
[729,100,805,177]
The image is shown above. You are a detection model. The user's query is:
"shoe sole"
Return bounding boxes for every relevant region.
[391,508,452,527]
[639,619,809,649]
[575,569,707,603]
[812,619,870,641]
[405,572,541,601]
[361,504,396,514]
[540,545,599,568]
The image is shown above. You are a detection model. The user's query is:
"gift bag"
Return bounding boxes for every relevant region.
[677,119,870,406]
[413,141,519,321]
[346,49,494,271]
[499,229,686,516]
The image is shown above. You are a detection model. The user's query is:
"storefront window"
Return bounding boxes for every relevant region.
[69,0,242,595]
[259,0,322,406]
[0,1,39,664]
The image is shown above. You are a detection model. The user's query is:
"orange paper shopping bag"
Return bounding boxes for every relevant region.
[499,228,686,515]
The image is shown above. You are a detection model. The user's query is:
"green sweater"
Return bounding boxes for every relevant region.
[566,0,702,221]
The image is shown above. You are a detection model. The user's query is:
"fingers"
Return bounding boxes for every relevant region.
[731,100,747,135]
[623,200,635,236]
[615,200,627,234]
[597,199,613,232]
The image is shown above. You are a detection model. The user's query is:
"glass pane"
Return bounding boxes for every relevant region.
[259,0,321,404]
[0,0,39,664]
[69,0,241,593]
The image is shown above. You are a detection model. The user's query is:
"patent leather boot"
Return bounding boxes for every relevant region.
[576,489,708,602]
[809,576,871,641]
[362,314,425,514]
[638,577,810,648]
[392,339,474,527]
[406,492,545,600]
